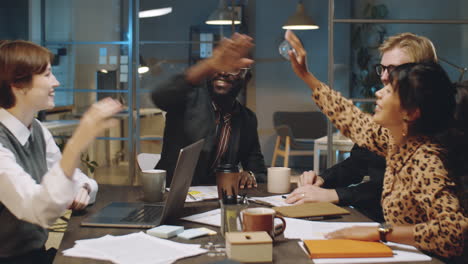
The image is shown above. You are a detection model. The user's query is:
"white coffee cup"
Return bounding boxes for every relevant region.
[141,169,166,202]
[267,167,291,194]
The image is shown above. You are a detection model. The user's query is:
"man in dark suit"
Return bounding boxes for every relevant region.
[151,33,266,187]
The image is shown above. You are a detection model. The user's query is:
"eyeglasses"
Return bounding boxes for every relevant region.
[225,68,250,78]
[375,64,396,76]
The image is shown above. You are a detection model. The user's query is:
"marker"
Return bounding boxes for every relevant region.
[282,195,287,199]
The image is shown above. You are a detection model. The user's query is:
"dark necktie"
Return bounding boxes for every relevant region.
[211,107,233,169]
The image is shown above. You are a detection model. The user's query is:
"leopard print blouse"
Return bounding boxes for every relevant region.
[311,82,467,258]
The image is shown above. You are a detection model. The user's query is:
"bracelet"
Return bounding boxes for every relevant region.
[378,223,393,243]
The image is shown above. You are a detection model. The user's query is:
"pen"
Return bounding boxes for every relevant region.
[187,192,197,200]
[282,195,287,199]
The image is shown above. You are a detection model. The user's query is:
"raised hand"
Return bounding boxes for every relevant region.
[72,98,123,153]
[208,33,255,73]
[186,33,255,84]
[285,30,309,79]
[60,98,123,178]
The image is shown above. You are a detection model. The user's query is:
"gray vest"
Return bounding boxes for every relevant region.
[0,120,49,257]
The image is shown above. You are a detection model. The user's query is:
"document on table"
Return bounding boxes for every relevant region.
[248,195,293,207]
[185,186,218,202]
[283,218,431,263]
[62,232,207,264]
[181,208,221,227]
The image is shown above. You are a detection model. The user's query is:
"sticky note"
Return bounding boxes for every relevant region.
[177,228,210,239]
[198,227,217,236]
[146,225,184,239]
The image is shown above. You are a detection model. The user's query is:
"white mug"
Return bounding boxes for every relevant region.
[141,169,166,202]
[267,167,291,194]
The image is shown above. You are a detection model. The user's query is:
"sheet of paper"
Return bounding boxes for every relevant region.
[63,232,207,264]
[248,195,293,207]
[283,219,430,263]
[186,186,218,202]
[181,208,221,227]
[284,218,378,240]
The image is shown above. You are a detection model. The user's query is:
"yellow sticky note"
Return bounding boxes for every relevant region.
[198,227,217,236]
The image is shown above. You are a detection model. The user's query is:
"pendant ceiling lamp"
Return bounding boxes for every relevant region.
[139,7,172,18]
[138,55,149,74]
[282,1,319,30]
[206,0,241,25]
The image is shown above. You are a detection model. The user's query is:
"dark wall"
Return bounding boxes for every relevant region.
[0,0,29,40]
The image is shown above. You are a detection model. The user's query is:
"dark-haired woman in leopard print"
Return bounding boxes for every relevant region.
[285,30,467,259]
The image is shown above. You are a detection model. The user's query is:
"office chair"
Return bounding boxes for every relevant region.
[271,111,328,167]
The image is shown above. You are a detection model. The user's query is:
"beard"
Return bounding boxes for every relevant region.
[208,77,243,111]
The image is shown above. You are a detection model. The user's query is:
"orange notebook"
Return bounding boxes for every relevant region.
[304,239,393,258]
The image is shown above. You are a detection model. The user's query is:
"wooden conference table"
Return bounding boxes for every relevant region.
[53,184,443,264]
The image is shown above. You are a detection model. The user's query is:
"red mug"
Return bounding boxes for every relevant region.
[241,207,286,238]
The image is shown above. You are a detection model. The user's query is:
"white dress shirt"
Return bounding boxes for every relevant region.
[0,108,98,228]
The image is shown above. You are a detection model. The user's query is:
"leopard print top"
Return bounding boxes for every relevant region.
[311,82,467,258]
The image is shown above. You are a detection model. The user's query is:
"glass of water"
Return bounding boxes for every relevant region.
[278,39,296,60]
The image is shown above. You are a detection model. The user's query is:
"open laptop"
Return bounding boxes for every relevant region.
[81,139,204,228]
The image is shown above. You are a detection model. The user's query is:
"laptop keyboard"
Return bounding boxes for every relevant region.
[121,205,163,223]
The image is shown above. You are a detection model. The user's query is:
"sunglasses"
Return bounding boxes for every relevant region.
[375,64,396,76]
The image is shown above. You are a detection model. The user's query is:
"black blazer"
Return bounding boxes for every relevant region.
[321,144,386,222]
[151,75,267,185]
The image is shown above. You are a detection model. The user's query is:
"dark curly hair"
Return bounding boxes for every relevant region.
[449,81,468,212]
[389,62,456,137]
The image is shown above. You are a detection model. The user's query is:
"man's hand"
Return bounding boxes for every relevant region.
[285,185,339,204]
[239,171,257,189]
[208,33,254,73]
[69,187,91,211]
[186,33,254,84]
[325,226,380,241]
[298,170,324,187]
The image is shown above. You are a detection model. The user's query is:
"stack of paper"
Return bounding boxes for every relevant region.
[186,186,218,202]
[63,232,207,264]
[248,195,292,207]
[181,209,221,227]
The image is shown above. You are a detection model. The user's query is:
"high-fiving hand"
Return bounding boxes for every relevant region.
[72,97,123,154]
[208,33,255,74]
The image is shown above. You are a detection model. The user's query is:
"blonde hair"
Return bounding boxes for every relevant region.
[379,33,438,63]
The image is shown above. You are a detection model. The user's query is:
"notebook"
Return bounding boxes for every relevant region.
[81,139,204,228]
[272,202,350,218]
[304,239,393,258]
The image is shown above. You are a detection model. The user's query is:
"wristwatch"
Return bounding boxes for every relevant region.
[82,183,92,194]
[378,223,393,243]
[247,170,255,179]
